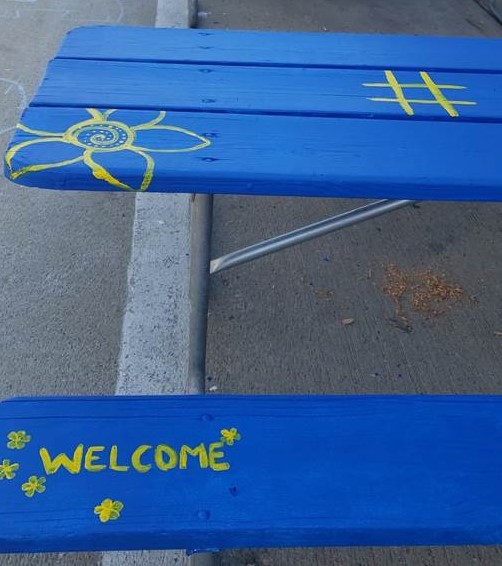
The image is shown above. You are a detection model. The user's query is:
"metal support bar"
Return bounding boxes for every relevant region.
[210,199,417,275]
[188,193,213,394]
[187,194,216,566]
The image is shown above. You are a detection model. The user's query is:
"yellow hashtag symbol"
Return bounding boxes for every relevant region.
[363,70,477,117]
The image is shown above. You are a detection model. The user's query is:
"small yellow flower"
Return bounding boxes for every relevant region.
[94,499,124,523]
[220,428,241,446]
[7,430,31,449]
[21,475,46,497]
[0,459,20,480]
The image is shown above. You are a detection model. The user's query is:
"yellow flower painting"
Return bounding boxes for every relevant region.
[21,475,46,497]
[0,459,19,480]
[5,109,211,192]
[94,499,124,523]
[7,430,31,450]
[220,428,241,446]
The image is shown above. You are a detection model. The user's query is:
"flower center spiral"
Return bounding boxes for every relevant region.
[65,120,135,152]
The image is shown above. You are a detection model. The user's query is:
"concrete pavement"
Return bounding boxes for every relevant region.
[0,0,155,397]
[198,1,502,565]
[0,1,156,565]
[1,0,502,565]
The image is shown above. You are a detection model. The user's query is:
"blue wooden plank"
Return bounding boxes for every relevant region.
[31,60,499,122]
[4,107,502,201]
[0,395,502,553]
[57,27,502,73]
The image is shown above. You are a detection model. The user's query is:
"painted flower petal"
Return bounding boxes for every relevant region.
[112,501,124,512]
[86,108,107,121]
[132,124,211,153]
[17,124,65,138]
[20,109,98,136]
[95,499,123,522]
[6,138,84,181]
[86,148,154,192]
[83,150,132,191]
[132,111,167,131]
[104,109,165,128]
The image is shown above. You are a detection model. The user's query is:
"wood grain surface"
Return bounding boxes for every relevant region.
[1,395,502,552]
[4,27,502,200]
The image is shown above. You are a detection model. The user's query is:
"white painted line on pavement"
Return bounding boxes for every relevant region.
[156,0,197,28]
[102,0,198,563]
[115,193,192,396]
[102,195,191,566]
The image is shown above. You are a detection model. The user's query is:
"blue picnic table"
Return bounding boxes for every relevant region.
[2,27,502,556]
[4,27,502,201]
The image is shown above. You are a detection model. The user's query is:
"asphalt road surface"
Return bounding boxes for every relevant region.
[198,1,502,565]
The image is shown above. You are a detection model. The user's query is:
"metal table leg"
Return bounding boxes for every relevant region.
[188,193,217,565]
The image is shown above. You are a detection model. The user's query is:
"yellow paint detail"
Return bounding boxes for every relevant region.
[364,70,477,117]
[63,119,136,152]
[10,155,84,181]
[363,82,467,89]
[154,444,178,471]
[383,70,414,115]
[0,459,19,480]
[94,498,124,523]
[84,446,107,472]
[419,71,460,117]
[220,428,241,446]
[6,138,81,176]
[83,150,133,191]
[179,443,209,469]
[130,148,155,191]
[132,111,167,131]
[17,123,65,137]
[369,98,476,106]
[208,441,230,471]
[133,124,211,153]
[109,445,130,472]
[21,475,46,497]
[86,108,106,121]
[39,444,84,475]
[7,430,31,450]
[31,426,241,477]
[7,108,211,191]
[131,445,152,473]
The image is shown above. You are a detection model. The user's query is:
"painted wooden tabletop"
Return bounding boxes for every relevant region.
[4,27,502,200]
[1,395,502,553]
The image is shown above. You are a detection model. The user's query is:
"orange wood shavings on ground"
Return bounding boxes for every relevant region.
[383,264,465,320]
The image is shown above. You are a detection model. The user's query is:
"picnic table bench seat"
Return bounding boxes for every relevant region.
[1,395,502,553]
[4,27,502,200]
